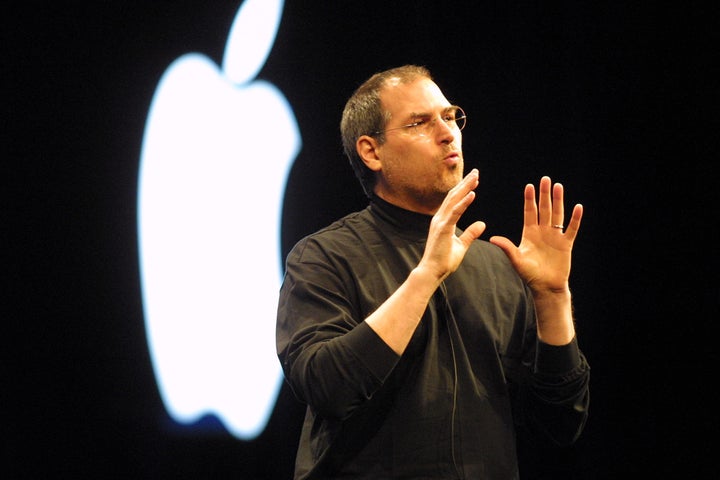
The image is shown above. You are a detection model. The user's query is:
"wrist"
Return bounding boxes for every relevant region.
[411,261,448,287]
[533,289,575,346]
[532,287,571,306]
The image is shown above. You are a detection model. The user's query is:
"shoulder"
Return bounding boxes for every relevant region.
[463,237,521,279]
[287,208,374,262]
[468,236,510,262]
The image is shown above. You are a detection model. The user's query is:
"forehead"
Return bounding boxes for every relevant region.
[380,77,451,117]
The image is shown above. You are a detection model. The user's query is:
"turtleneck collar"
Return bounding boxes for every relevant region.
[368,194,433,239]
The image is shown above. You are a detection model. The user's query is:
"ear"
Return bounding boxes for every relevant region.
[356,135,383,172]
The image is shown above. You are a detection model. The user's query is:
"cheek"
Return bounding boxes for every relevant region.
[379,140,432,176]
[380,143,409,170]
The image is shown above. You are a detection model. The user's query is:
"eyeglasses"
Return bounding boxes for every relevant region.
[371,106,466,138]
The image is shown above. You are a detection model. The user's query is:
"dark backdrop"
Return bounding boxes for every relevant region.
[6,1,716,478]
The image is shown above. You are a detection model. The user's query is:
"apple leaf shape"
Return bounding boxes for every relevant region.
[223,0,285,85]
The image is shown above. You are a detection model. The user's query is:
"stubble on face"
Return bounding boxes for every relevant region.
[378,146,463,214]
[373,77,465,214]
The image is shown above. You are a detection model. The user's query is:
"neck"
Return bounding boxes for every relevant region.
[372,190,442,216]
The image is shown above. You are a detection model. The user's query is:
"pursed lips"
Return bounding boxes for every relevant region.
[443,150,461,165]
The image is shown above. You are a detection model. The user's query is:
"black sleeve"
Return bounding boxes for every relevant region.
[524,337,591,446]
[276,237,399,420]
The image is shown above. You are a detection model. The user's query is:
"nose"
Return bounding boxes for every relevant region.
[435,116,457,143]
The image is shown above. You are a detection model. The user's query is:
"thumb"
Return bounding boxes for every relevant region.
[459,221,486,247]
[489,235,518,260]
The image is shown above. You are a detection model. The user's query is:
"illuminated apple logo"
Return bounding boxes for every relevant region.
[137,0,300,440]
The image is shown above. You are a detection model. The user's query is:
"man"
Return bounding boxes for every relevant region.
[276,65,589,479]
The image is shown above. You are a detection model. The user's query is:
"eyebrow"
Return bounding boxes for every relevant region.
[406,105,458,121]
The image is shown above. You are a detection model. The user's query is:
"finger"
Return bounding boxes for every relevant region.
[563,203,583,241]
[454,168,479,199]
[460,168,480,192]
[538,176,552,226]
[451,190,476,221]
[437,170,479,224]
[552,182,565,229]
[523,183,538,227]
[444,169,478,204]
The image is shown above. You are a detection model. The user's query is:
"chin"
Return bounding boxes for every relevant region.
[449,166,464,185]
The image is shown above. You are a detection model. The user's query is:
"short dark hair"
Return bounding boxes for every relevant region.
[340,65,432,198]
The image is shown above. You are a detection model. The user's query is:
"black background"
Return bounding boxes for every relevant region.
[6,1,716,478]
